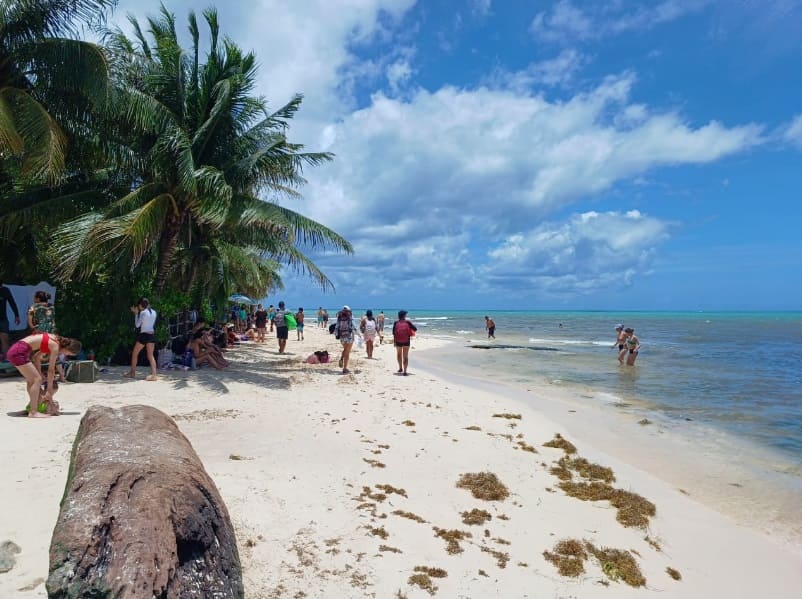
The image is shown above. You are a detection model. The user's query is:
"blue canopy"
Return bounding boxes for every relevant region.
[229,294,257,304]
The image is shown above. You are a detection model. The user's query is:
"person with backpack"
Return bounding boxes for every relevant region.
[335,305,355,374]
[360,310,378,359]
[273,301,289,354]
[392,310,417,375]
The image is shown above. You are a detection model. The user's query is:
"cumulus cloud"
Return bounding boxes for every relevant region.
[484,210,672,295]
[294,74,762,298]
[530,0,710,43]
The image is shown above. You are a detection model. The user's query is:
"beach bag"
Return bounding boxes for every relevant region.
[285,313,297,330]
[328,323,337,335]
[66,360,99,383]
[157,348,174,368]
[364,320,376,335]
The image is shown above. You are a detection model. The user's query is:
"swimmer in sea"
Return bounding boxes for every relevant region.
[624,327,640,366]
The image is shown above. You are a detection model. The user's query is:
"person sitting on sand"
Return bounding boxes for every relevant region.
[189,331,228,369]
[6,332,81,418]
[613,324,627,364]
[624,328,641,366]
[304,350,330,364]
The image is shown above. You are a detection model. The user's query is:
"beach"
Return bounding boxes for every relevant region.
[1,324,801,598]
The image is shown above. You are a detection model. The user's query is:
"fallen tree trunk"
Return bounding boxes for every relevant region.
[47,405,243,599]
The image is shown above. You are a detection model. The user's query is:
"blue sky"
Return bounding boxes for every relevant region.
[112,0,802,311]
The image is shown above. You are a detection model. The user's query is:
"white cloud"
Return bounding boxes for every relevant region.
[531,0,710,43]
[470,0,492,18]
[784,114,802,148]
[489,49,588,89]
[297,75,762,298]
[483,210,672,295]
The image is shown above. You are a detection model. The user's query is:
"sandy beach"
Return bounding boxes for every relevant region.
[2,325,801,598]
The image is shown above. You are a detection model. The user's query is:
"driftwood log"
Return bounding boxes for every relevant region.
[47,405,243,599]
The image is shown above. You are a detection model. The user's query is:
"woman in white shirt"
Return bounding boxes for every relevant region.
[126,297,158,381]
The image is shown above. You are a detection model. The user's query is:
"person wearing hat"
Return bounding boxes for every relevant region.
[335,305,355,373]
[273,301,289,354]
[392,310,417,375]
[612,324,627,364]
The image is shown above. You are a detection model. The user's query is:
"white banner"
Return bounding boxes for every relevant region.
[0,281,57,331]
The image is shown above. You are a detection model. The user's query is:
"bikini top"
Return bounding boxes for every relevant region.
[40,332,51,355]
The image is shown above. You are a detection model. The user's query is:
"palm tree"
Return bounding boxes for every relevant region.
[57,6,351,298]
[0,0,114,184]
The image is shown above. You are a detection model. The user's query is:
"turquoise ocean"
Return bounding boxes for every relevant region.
[363,310,802,476]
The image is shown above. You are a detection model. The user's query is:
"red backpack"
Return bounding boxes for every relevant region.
[393,320,411,343]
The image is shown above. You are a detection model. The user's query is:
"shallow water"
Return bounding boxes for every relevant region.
[406,310,802,471]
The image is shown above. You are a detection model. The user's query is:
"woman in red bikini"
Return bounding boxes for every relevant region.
[6,333,81,418]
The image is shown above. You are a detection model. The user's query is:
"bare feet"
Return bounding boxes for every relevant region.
[123,372,136,378]
[28,412,51,418]
[145,375,158,381]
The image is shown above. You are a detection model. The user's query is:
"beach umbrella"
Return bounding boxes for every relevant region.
[229,294,256,304]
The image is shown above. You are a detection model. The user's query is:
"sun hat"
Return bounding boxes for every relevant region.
[615,324,624,330]
[343,305,350,311]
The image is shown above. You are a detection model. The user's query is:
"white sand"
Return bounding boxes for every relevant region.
[1,325,801,598]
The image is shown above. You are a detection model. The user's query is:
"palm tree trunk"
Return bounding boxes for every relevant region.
[154,217,183,293]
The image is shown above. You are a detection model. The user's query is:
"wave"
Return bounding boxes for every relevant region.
[414,316,450,321]
[528,337,609,346]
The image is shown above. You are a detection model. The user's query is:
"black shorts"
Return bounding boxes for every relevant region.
[488,326,496,336]
[394,341,410,347]
[137,332,156,345]
[618,344,624,351]
[276,326,289,340]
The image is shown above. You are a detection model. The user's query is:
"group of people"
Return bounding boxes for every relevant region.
[330,307,416,375]
[613,324,641,365]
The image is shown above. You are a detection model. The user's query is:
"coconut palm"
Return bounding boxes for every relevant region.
[0,0,113,184]
[57,6,351,296]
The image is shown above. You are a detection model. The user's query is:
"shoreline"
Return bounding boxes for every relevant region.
[1,325,801,597]
[414,338,802,550]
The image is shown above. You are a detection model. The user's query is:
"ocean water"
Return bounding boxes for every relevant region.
[402,311,802,472]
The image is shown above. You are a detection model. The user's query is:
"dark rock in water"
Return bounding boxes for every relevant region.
[469,344,560,352]
[47,405,243,599]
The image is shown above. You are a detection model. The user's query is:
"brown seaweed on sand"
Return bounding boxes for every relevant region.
[456,472,510,501]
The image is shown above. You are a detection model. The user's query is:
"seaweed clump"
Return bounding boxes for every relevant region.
[586,543,646,587]
[408,573,437,595]
[456,472,510,501]
[414,566,448,578]
[543,539,587,577]
[433,527,472,554]
[666,567,682,580]
[543,433,577,454]
[461,508,492,525]
[393,510,427,523]
[558,482,655,528]
[492,413,521,420]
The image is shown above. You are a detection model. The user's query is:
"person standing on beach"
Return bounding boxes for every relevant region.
[126,298,159,381]
[273,301,289,354]
[392,310,417,375]
[613,324,627,364]
[360,310,378,359]
[335,306,355,374]
[485,315,496,339]
[0,281,20,356]
[295,307,305,341]
[322,308,329,329]
[376,311,386,344]
[268,304,275,332]
[254,304,268,342]
[28,290,55,333]
[317,307,324,328]
[624,328,641,366]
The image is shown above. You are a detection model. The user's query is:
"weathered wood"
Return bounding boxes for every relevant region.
[47,405,243,599]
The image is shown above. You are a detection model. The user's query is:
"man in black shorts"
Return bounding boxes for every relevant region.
[0,282,21,355]
[273,301,289,354]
